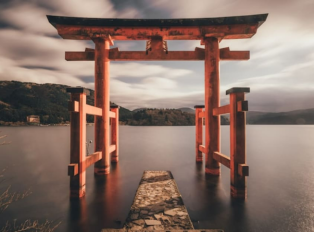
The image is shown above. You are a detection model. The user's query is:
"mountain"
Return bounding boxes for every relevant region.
[247,109,314,124]
[1,81,314,126]
[132,108,147,112]
[177,107,229,125]
[178,107,195,114]
[0,81,131,124]
[126,108,194,126]
[0,81,197,126]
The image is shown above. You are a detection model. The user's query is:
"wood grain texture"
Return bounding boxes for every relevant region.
[69,92,86,198]
[94,38,111,175]
[230,92,247,198]
[213,104,230,116]
[111,107,119,163]
[85,104,102,116]
[65,47,249,61]
[204,37,220,176]
[56,24,259,40]
[213,152,230,168]
[195,108,203,162]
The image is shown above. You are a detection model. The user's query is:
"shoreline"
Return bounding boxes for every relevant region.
[1,123,314,127]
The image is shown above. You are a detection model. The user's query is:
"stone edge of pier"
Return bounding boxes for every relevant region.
[102,230,224,232]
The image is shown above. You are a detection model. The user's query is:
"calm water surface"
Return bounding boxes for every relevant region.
[0,125,313,232]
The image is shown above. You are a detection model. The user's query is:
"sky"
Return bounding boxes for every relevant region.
[0,0,313,112]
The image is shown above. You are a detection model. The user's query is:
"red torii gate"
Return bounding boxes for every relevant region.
[47,14,268,199]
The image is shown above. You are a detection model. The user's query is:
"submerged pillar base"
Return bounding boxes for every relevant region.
[205,167,220,175]
[111,156,119,163]
[70,186,86,198]
[94,167,110,175]
[231,186,247,199]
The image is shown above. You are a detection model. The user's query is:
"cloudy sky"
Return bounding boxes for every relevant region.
[0,0,313,111]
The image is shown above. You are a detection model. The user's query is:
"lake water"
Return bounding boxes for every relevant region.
[0,125,313,232]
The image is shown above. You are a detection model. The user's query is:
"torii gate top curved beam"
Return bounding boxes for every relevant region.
[47,14,268,41]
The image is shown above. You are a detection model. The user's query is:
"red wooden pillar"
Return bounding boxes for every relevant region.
[110,105,119,163]
[227,87,250,198]
[94,38,111,175]
[194,105,204,162]
[67,88,88,198]
[204,37,220,175]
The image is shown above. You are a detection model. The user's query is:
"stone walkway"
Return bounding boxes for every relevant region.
[102,171,223,232]
[125,171,193,230]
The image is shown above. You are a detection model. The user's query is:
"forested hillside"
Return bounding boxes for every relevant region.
[0,81,131,124]
[2,81,310,126]
[130,108,229,125]
[0,81,199,126]
[126,108,194,126]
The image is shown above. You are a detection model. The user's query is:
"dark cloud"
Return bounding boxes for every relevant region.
[0,22,15,29]
[116,76,144,84]
[79,75,95,84]
[46,34,62,39]
[110,0,172,18]
[21,65,58,71]
[247,88,314,112]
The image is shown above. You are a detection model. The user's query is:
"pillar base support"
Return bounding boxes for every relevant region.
[70,186,86,198]
[196,157,203,163]
[231,186,247,199]
[111,156,119,163]
[94,166,110,175]
[205,167,220,175]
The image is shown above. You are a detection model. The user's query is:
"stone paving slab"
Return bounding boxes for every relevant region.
[102,230,223,232]
[102,171,223,232]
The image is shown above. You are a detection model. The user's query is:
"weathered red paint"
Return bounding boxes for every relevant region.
[111,107,119,163]
[94,38,111,175]
[229,92,247,198]
[204,37,220,175]
[213,104,230,116]
[55,24,259,40]
[68,152,102,176]
[65,47,249,61]
[213,151,230,168]
[69,92,86,198]
[195,107,203,162]
[85,104,102,116]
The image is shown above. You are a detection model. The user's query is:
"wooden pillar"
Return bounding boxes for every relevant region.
[204,37,220,175]
[67,88,88,198]
[110,105,119,163]
[227,87,250,198]
[94,38,111,175]
[194,105,204,162]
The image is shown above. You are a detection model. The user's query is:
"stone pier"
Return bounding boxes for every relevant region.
[102,171,223,232]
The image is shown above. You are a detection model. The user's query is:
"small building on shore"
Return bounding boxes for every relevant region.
[27,115,40,123]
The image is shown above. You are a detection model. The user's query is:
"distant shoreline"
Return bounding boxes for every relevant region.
[1,122,314,127]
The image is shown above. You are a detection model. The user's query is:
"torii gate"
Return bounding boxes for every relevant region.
[47,14,268,199]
